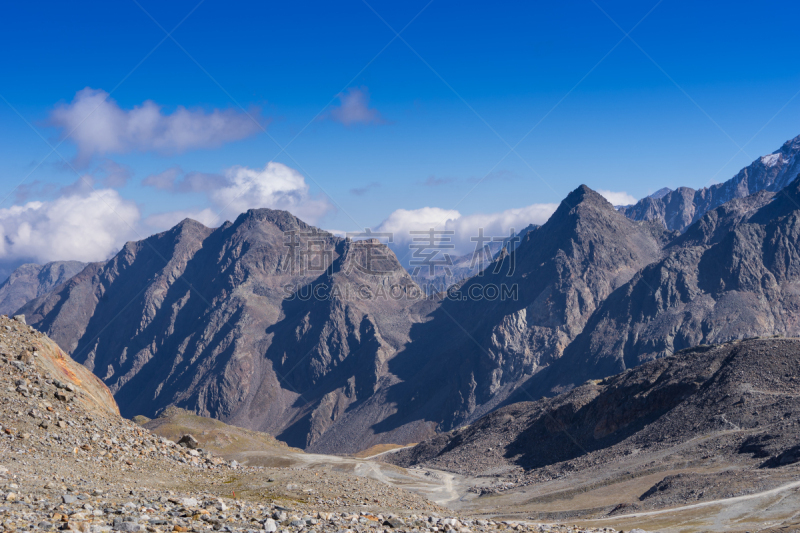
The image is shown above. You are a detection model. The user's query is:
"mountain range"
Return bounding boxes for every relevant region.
[620,133,800,231]
[5,133,800,453]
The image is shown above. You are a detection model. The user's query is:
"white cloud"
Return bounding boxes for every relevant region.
[374,207,462,236]
[211,163,333,224]
[328,87,384,126]
[50,88,263,164]
[0,160,331,267]
[597,189,636,206]
[375,203,558,258]
[0,189,140,264]
[145,162,334,228]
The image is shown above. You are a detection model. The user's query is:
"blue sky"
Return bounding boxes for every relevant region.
[2,0,800,267]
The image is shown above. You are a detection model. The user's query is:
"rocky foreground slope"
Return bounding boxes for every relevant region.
[389,337,800,518]
[0,314,619,533]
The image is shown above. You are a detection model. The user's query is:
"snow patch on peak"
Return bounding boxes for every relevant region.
[761,153,781,167]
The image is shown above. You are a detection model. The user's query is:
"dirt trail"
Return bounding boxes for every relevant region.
[360,444,417,460]
[590,478,800,520]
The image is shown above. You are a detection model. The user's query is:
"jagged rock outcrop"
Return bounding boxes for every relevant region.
[0,261,86,315]
[621,134,800,231]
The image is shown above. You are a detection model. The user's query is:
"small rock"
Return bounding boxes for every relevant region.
[263,519,277,532]
[62,494,78,504]
[176,435,200,449]
[13,315,25,325]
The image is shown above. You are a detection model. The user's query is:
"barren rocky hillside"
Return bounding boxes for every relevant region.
[313,185,671,453]
[14,185,674,454]
[0,313,618,533]
[389,338,800,518]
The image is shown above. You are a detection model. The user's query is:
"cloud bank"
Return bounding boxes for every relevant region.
[212,163,333,223]
[0,159,333,268]
[374,203,558,258]
[143,162,334,229]
[0,188,140,264]
[50,88,263,164]
[597,189,637,206]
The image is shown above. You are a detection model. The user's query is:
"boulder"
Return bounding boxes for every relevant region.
[176,435,200,449]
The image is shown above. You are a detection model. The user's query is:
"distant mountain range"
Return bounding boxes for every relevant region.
[6,134,800,453]
[0,260,86,315]
[409,223,539,294]
[621,133,800,231]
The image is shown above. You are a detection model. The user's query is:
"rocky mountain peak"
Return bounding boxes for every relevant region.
[234,207,319,233]
[172,217,212,232]
[561,184,612,211]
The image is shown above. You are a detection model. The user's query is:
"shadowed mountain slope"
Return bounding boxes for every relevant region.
[19,185,671,453]
[24,174,800,454]
[19,209,424,450]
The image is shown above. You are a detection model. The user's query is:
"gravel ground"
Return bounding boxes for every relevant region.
[0,315,622,533]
